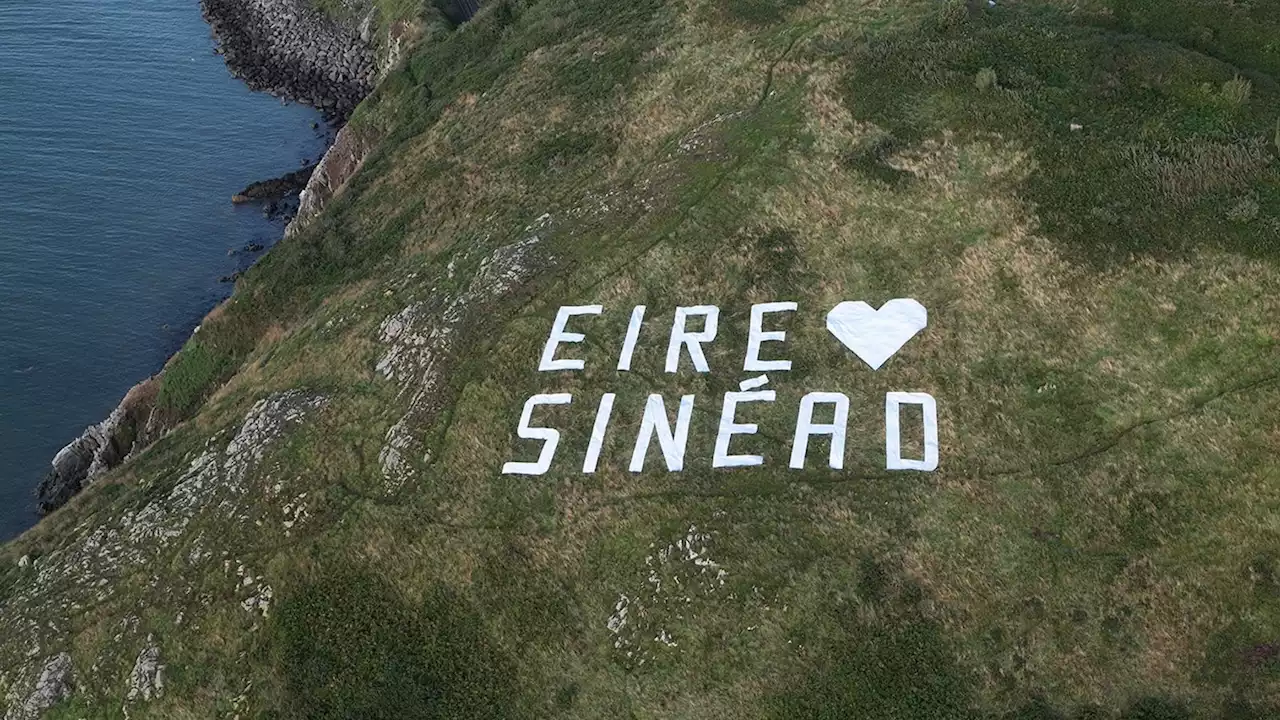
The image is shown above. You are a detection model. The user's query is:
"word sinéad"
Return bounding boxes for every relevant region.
[502,302,939,476]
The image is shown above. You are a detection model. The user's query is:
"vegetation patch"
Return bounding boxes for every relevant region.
[841,4,1280,264]
[268,569,522,719]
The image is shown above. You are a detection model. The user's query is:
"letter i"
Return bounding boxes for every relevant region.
[617,306,645,371]
[582,393,616,473]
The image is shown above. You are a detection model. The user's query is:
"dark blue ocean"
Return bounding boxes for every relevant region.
[0,0,327,540]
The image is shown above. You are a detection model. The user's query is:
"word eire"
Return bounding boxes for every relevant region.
[502,302,939,476]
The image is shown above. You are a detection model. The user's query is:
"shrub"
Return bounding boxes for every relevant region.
[1227,194,1260,223]
[1221,76,1252,107]
[974,66,998,91]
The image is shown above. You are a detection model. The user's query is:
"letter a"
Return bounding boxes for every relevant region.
[789,392,849,470]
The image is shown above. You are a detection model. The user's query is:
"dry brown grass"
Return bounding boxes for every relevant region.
[1125,138,1272,206]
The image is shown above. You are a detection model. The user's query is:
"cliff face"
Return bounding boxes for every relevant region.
[34,378,161,515]
[10,0,1280,718]
[287,12,426,235]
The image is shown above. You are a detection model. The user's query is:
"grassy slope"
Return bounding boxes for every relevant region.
[5,0,1280,717]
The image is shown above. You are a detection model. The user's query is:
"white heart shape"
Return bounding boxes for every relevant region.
[826,299,927,370]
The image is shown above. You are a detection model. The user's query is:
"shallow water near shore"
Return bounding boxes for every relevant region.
[0,0,328,540]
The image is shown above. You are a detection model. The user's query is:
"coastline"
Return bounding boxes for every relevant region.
[200,0,374,122]
[34,0,379,516]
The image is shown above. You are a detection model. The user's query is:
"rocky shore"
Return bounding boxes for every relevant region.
[35,0,486,518]
[34,1,379,516]
[35,377,162,514]
[232,164,316,204]
[201,0,375,122]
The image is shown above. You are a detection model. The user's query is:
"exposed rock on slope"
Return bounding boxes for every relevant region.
[287,124,374,236]
[4,391,327,715]
[124,635,164,703]
[3,653,72,720]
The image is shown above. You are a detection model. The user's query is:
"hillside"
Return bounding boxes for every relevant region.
[5,0,1280,717]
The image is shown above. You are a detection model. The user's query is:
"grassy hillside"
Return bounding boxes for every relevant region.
[5,0,1280,717]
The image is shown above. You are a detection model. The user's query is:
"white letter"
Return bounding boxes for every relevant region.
[790,392,849,470]
[502,393,572,475]
[617,305,646,371]
[744,301,796,372]
[885,392,938,471]
[665,306,719,373]
[713,390,775,468]
[582,393,616,474]
[630,394,695,472]
[538,305,603,371]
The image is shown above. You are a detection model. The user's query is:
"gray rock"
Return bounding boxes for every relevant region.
[200,0,376,123]
[125,636,164,702]
[5,653,73,720]
[36,377,161,515]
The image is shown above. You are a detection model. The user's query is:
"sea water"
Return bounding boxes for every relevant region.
[0,0,328,540]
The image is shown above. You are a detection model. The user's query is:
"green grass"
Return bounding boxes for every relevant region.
[8,0,1280,717]
[841,3,1280,264]
[155,341,238,416]
[767,605,977,719]
[267,569,521,719]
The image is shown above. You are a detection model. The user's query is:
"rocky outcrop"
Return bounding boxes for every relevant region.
[7,392,327,719]
[233,164,318,221]
[3,653,73,720]
[36,377,162,515]
[201,0,375,121]
[232,164,317,204]
[286,122,375,236]
[125,636,164,703]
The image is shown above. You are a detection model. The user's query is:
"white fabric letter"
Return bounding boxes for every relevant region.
[630,394,695,472]
[744,301,796,371]
[789,392,850,470]
[665,306,719,373]
[539,305,603,371]
[885,392,939,471]
[582,393,616,473]
[713,390,775,468]
[502,393,573,475]
[617,305,646,371]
